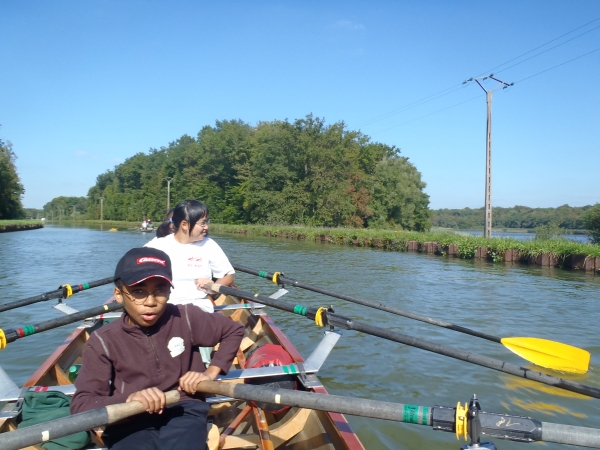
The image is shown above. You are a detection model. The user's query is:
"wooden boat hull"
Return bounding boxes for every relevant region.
[0,294,365,450]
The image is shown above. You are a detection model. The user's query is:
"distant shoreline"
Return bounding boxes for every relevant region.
[431,226,589,235]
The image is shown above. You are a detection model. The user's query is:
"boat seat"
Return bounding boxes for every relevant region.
[207,423,219,450]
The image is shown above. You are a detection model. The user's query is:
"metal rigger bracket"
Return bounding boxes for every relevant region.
[432,394,544,449]
[53,287,292,328]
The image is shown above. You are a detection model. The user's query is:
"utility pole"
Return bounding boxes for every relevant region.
[164,177,173,213]
[100,197,105,221]
[464,74,513,238]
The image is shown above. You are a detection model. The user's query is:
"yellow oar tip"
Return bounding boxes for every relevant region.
[500,337,590,374]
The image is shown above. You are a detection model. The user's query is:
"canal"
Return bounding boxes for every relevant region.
[1,225,599,449]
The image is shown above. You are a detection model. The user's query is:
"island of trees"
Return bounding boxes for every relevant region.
[47,116,432,231]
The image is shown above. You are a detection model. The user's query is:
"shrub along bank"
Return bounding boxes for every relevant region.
[0,220,44,233]
[210,223,600,272]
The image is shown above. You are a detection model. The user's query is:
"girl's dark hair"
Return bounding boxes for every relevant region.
[156,220,174,238]
[172,200,209,235]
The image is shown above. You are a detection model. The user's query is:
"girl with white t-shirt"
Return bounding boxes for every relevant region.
[144,200,235,313]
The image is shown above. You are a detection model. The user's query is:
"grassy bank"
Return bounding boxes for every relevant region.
[210,223,600,262]
[0,220,44,233]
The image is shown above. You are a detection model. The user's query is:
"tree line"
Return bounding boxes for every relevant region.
[0,132,25,220]
[64,116,431,230]
[42,196,89,221]
[431,204,594,230]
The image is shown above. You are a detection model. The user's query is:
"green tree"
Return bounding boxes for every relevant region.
[43,196,89,220]
[23,208,44,219]
[0,136,25,219]
[583,204,600,245]
[77,115,431,230]
[368,156,431,231]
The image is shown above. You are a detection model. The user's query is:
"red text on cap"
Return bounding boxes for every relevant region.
[137,257,166,266]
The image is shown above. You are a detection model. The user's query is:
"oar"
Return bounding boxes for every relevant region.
[206,282,600,400]
[196,381,600,449]
[0,302,123,349]
[232,264,590,374]
[0,390,180,450]
[0,276,115,313]
[2,383,599,450]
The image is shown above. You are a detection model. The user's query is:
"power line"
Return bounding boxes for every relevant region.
[357,84,467,127]
[369,46,599,134]
[514,48,600,84]
[475,18,599,77]
[493,24,600,76]
[358,18,599,129]
[370,94,484,136]
[368,48,598,135]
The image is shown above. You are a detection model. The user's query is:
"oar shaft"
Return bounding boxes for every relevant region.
[197,382,600,448]
[0,276,115,313]
[326,315,600,400]
[232,264,501,343]
[0,302,123,347]
[542,422,600,448]
[0,391,180,450]
[209,283,600,400]
[197,380,431,424]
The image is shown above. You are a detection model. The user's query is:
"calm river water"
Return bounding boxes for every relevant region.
[1,225,599,450]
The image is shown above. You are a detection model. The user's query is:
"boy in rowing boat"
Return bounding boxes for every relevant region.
[70,247,244,449]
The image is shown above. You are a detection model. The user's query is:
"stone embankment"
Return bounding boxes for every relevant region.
[407,241,599,272]
[211,224,600,273]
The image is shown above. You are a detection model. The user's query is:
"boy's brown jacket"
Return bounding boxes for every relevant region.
[71,303,244,413]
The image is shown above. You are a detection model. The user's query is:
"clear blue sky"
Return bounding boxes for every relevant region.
[1,1,599,210]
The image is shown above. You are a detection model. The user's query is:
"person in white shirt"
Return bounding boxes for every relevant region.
[145,200,235,367]
[144,200,235,313]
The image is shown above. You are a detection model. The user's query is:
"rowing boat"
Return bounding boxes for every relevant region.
[0,290,365,450]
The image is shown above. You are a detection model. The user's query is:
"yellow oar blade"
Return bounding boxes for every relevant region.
[501,337,590,374]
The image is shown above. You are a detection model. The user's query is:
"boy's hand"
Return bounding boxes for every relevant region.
[195,277,217,294]
[127,387,166,414]
[179,366,220,394]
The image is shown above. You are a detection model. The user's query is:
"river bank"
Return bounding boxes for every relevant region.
[0,220,44,233]
[210,223,600,272]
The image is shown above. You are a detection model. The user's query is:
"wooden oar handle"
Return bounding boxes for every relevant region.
[0,390,181,450]
[205,282,221,293]
[196,380,234,397]
[106,390,180,423]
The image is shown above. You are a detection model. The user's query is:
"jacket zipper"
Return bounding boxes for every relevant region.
[146,330,162,374]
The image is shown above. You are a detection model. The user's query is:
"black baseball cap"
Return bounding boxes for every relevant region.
[114,248,174,287]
